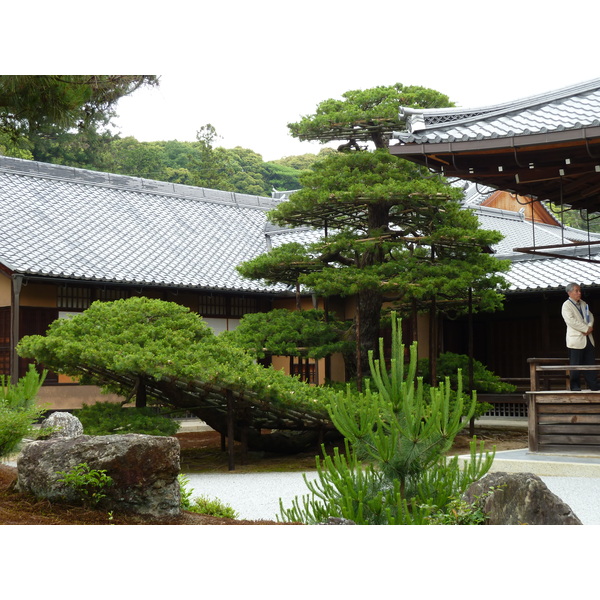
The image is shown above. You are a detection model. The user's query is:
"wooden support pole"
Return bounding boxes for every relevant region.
[226,390,235,471]
[468,287,475,437]
[240,422,248,465]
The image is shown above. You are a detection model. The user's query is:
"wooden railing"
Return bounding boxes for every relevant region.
[526,358,600,453]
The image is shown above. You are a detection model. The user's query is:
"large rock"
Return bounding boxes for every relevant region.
[16,434,181,518]
[39,411,84,439]
[462,472,582,525]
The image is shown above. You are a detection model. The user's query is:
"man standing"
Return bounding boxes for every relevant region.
[562,282,600,391]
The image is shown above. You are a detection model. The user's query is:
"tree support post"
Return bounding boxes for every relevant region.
[226,390,235,471]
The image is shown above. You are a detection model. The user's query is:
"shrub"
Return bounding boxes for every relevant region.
[75,402,180,436]
[0,365,47,459]
[178,473,238,519]
[188,495,239,519]
[56,462,113,507]
[419,352,517,394]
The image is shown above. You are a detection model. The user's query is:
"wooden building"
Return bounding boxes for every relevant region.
[0,157,346,409]
[390,77,600,389]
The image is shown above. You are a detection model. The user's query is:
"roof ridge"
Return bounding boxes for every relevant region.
[0,155,280,210]
[402,78,600,133]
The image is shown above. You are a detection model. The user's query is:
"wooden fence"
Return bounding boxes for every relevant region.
[527,358,600,453]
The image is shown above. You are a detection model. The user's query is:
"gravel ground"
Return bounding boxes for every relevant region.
[185,471,321,522]
[184,471,600,524]
[540,476,600,525]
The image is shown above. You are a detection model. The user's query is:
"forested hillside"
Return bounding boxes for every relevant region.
[1,117,333,196]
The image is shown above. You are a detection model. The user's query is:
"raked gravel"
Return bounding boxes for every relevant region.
[184,471,600,524]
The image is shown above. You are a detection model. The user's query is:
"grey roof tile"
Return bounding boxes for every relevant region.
[396,79,600,144]
[505,257,600,292]
[0,157,287,293]
[3,157,600,298]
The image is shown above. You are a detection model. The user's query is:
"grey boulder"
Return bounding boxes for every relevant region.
[16,433,181,518]
[462,471,582,525]
[39,411,84,439]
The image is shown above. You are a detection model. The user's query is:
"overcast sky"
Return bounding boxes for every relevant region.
[8,0,600,162]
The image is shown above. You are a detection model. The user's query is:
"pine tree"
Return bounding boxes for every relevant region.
[278,313,495,525]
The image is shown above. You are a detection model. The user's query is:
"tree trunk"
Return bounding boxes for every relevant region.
[356,289,384,383]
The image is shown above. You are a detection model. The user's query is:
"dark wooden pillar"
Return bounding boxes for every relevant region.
[226,390,235,471]
[10,274,23,384]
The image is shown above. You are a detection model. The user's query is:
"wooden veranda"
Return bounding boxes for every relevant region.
[527,358,600,454]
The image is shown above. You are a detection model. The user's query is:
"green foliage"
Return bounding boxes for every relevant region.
[270,149,335,171]
[259,150,509,311]
[546,202,600,233]
[236,242,318,287]
[237,82,510,381]
[188,495,239,519]
[263,161,302,192]
[178,474,195,510]
[278,313,495,525]
[56,462,113,507]
[419,352,517,394]
[178,473,238,519]
[279,438,492,525]
[0,75,157,145]
[239,140,509,379]
[190,124,236,190]
[225,309,353,359]
[75,402,180,436]
[288,83,453,147]
[0,366,47,458]
[17,297,335,416]
[103,136,168,179]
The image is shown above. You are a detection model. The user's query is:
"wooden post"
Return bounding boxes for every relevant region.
[468,288,475,437]
[240,422,248,465]
[529,359,539,392]
[135,378,147,408]
[226,390,235,471]
[527,392,538,452]
[10,274,23,385]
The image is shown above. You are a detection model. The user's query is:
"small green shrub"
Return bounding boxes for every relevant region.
[56,462,113,507]
[178,474,194,511]
[75,402,180,436]
[188,495,239,519]
[419,352,517,394]
[0,365,47,458]
[178,473,238,519]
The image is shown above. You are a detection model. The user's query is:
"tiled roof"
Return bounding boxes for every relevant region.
[504,256,600,293]
[0,156,287,293]
[395,78,600,144]
[473,205,600,258]
[468,200,600,291]
[2,156,599,297]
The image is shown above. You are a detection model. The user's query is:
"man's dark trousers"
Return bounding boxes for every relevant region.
[569,337,599,390]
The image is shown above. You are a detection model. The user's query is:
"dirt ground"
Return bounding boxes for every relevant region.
[0,426,527,525]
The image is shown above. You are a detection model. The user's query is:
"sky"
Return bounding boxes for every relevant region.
[7,0,600,163]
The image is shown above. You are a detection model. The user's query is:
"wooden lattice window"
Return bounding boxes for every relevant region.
[198,294,227,317]
[96,288,130,302]
[230,296,259,317]
[290,358,317,384]
[58,286,92,310]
